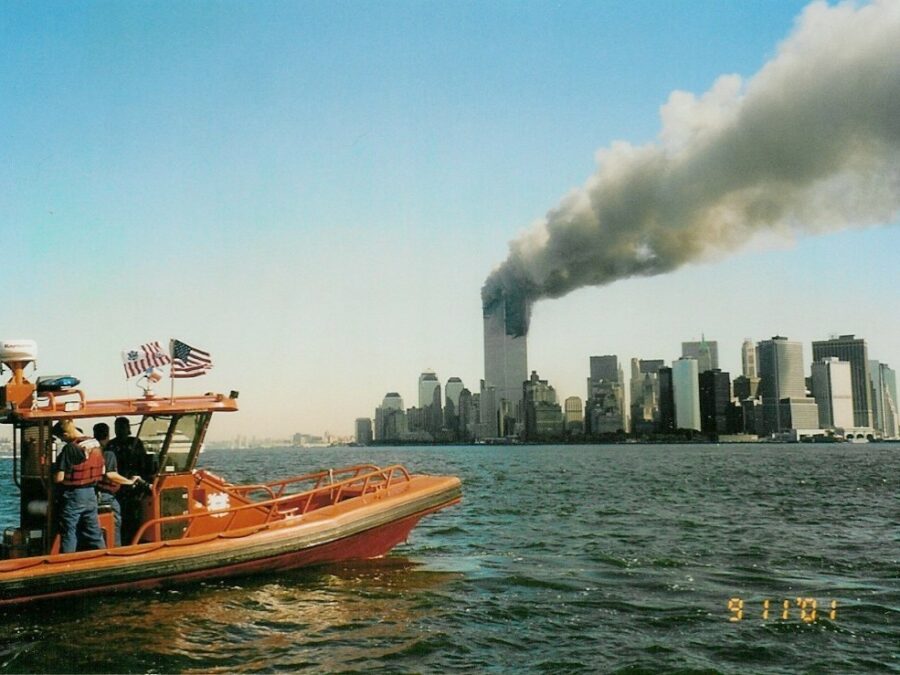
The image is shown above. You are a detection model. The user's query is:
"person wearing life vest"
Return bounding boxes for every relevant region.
[93,422,141,547]
[52,418,107,553]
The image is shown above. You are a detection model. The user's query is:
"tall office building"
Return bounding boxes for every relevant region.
[523,371,563,439]
[630,358,664,434]
[374,392,406,441]
[758,336,815,434]
[672,357,701,431]
[418,371,440,408]
[564,396,584,434]
[355,418,373,445]
[590,355,622,384]
[478,380,499,439]
[699,369,732,434]
[811,335,873,428]
[586,355,626,434]
[810,357,853,429]
[445,377,464,411]
[483,293,527,429]
[741,338,758,378]
[657,367,675,432]
[870,361,899,438]
[682,338,718,373]
[443,377,465,439]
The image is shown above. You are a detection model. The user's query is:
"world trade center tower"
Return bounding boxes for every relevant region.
[483,290,528,425]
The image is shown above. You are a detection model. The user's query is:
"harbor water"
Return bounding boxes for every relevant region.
[0,443,896,673]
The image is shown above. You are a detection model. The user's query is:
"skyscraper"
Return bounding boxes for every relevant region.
[374,392,406,442]
[811,335,873,428]
[564,396,584,434]
[586,355,626,434]
[672,357,701,431]
[870,361,898,438]
[418,371,440,408]
[810,357,853,429]
[758,336,816,434]
[445,377,464,411]
[699,369,732,434]
[483,292,527,430]
[355,418,373,445]
[657,367,675,432]
[741,338,758,378]
[523,370,563,439]
[682,337,718,373]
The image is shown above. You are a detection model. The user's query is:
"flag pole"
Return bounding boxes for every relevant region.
[169,339,175,403]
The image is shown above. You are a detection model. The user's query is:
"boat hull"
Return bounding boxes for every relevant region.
[0,475,461,606]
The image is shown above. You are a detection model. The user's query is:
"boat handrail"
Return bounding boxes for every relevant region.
[130,464,413,545]
[227,464,385,499]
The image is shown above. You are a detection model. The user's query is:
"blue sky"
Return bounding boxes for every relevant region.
[2,1,897,439]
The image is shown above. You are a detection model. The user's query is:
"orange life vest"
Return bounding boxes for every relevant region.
[97,454,120,494]
[61,438,105,488]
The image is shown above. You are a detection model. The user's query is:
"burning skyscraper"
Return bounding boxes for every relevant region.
[482,288,529,436]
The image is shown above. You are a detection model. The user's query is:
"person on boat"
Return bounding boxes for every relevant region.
[106,417,148,544]
[107,417,147,478]
[93,422,140,547]
[52,419,107,553]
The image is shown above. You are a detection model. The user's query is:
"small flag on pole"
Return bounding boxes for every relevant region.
[122,341,171,378]
[170,339,213,378]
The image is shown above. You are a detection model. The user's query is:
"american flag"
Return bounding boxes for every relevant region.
[170,339,213,378]
[121,341,171,378]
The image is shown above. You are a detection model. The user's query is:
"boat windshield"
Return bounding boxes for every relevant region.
[137,413,208,474]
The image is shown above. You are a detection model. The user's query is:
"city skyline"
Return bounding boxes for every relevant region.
[2,1,898,440]
[365,330,898,442]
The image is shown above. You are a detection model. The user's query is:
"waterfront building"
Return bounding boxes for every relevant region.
[682,338,718,373]
[564,396,583,435]
[630,358,664,434]
[778,398,821,431]
[811,335,873,428]
[870,361,899,438]
[457,388,474,441]
[740,398,764,436]
[810,357,854,429]
[698,369,732,434]
[478,380,499,439]
[354,418,373,446]
[405,407,426,433]
[374,392,406,442]
[483,293,527,431]
[741,338,758,378]
[732,375,760,401]
[523,371,564,440]
[445,377,464,411]
[418,371,439,408]
[672,358,701,431]
[657,367,675,432]
[758,336,809,434]
[586,355,626,435]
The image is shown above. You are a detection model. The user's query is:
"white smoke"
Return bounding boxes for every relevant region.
[483,0,900,326]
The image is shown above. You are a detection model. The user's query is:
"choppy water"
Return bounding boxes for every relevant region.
[0,443,897,673]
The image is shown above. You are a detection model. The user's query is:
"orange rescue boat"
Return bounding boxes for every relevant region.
[0,342,461,606]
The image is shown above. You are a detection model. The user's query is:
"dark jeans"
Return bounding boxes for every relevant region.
[97,491,122,547]
[58,487,106,553]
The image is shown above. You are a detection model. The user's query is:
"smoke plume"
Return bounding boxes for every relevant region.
[482,0,900,334]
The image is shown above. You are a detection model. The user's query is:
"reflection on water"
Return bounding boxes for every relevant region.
[0,559,461,674]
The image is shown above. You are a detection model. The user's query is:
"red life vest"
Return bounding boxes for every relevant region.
[61,438,105,488]
[97,453,120,495]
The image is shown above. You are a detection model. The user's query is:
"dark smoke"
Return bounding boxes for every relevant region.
[483,0,900,333]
